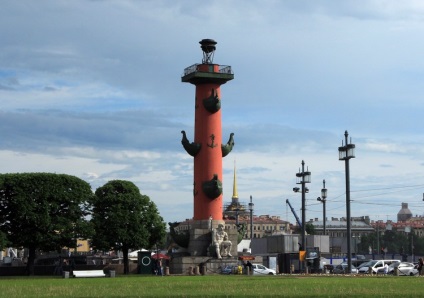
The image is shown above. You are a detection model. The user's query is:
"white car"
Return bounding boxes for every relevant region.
[251,264,276,275]
[358,260,400,274]
[388,262,419,276]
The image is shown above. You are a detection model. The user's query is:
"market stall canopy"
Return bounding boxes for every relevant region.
[238,255,255,261]
[151,253,170,260]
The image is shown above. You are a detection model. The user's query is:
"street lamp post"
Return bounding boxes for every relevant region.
[317,179,327,235]
[338,130,355,274]
[405,226,414,262]
[249,196,254,241]
[293,160,311,267]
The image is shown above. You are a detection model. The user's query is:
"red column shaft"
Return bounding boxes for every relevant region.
[193,65,223,220]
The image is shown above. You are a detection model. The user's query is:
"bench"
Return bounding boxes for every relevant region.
[73,270,106,278]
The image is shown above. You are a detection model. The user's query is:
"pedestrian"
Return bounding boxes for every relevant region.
[418,258,423,276]
[157,258,163,276]
[383,263,389,275]
[246,261,253,275]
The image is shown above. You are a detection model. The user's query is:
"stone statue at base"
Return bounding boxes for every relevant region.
[213,223,232,259]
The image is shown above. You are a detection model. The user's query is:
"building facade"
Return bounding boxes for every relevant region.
[309,216,374,254]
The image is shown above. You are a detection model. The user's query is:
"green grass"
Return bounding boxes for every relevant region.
[0,275,421,297]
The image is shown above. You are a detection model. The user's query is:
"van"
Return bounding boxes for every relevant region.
[357,259,400,274]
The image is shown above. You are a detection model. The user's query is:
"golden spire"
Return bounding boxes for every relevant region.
[232,160,238,200]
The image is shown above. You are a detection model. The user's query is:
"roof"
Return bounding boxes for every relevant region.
[311,220,374,230]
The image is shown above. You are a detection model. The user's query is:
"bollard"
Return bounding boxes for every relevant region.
[165,266,170,276]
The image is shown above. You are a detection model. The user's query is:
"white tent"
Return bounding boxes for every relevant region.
[128,249,149,258]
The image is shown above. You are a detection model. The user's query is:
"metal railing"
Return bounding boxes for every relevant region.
[182,64,233,76]
[183,64,199,76]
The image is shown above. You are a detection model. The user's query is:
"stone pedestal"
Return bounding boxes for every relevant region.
[169,219,239,274]
[170,255,238,275]
[186,220,237,258]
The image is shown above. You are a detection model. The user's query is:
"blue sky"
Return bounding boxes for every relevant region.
[1,0,424,226]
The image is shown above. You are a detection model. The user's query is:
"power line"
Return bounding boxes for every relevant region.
[351,184,424,193]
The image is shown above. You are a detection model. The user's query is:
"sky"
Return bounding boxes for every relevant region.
[1,0,424,227]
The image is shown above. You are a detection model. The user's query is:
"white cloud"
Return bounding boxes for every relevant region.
[1,0,424,225]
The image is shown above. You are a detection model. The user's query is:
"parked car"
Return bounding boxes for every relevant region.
[221,265,238,274]
[352,259,371,268]
[251,264,276,275]
[323,264,334,274]
[358,260,400,274]
[332,263,359,274]
[388,262,419,276]
[386,261,401,274]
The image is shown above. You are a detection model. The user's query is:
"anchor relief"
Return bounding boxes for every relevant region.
[207,134,217,148]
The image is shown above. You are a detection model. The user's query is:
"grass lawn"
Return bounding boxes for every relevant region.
[0,274,421,297]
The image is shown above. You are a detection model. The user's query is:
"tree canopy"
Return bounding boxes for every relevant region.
[90,180,166,274]
[0,230,7,250]
[0,173,93,275]
[358,229,424,256]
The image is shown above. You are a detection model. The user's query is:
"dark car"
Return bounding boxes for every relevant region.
[352,259,371,268]
[323,264,334,274]
[332,263,358,274]
[221,265,237,274]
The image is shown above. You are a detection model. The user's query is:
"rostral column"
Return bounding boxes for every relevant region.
[181,39,234,221]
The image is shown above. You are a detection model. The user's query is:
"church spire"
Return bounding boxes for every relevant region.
[232,160,238,200]
[223,159,248,217]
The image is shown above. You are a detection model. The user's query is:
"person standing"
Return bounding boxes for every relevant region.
[157,258,163,276]
[246,261,253,275]
[418,258,423,276]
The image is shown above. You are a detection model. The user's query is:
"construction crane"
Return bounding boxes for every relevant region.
[286,199,302,229]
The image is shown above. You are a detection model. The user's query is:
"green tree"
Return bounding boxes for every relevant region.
[305,223,315,235]
[0,173,93,275]
[0,231,7,250]
[358,233,377,254]
[358,230,409,256]
[91,180,166,275]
